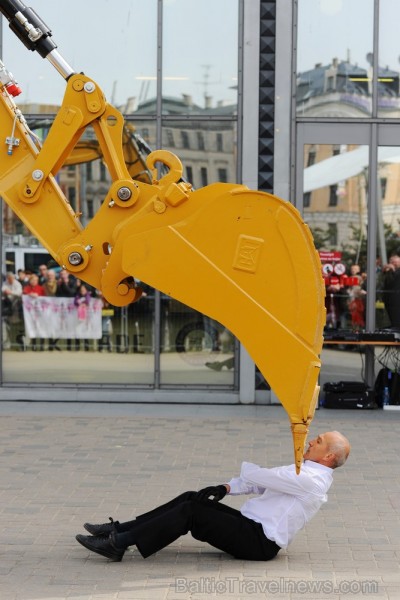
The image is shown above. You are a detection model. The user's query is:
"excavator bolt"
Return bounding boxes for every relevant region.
[84,245,93,252]
[68,251,83,266]
[117,282,129,296]
[84,82,95,93]
[72,80,84,91]
[32,169,43,181]
[108,200,115,207]
[117,187,132,201]
[153,199,166,214]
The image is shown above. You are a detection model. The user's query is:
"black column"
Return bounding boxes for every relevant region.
[258,1,276,193]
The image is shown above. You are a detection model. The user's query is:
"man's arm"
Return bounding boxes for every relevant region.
[238,462,319,495]
[197,461,307,502]
[196,478,258,502]
[227,469,266,496]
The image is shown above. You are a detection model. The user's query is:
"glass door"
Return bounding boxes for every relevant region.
[296,123,371,388]
[297,122,400,390]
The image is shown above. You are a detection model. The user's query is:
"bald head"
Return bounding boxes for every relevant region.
[303,431,351,469]
[325,431,351,468]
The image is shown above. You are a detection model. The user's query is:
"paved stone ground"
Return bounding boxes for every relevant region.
[0,402,399,600]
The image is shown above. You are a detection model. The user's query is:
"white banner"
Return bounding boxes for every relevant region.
[22,296,103,339]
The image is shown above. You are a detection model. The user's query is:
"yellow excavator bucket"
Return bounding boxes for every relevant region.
[101,176,326,473]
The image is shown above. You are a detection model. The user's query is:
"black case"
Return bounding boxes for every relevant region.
[322,381,377,409]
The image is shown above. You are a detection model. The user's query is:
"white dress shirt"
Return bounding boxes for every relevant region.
[227,460,333,548]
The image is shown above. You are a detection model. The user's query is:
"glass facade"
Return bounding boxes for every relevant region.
[303,143,369,334]
[161,120,237,188]
[0,0,239,391]
[6,0,400,400]
[2,0,158,108]
[296,0,400,389]
[375,147,400,330]
[378,0,400,117]
[162,0,238,115]
[297,0,374,118]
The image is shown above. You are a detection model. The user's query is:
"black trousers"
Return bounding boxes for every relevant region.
[114,491,280,561]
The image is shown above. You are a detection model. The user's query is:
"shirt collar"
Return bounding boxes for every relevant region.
[303,460,333,474]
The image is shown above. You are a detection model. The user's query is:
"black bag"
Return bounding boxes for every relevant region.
[322,381,377,409]
[374,368,400,407]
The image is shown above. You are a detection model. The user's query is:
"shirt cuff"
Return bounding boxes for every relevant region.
[226,477,251,495]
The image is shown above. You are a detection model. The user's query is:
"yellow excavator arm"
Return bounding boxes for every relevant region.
[62,121,154,185]
[0,0,325,473]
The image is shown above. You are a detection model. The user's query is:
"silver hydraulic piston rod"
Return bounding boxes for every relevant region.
[0,0,75,79]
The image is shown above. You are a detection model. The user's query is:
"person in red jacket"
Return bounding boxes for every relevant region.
[348,285,366,330]
[23,273,45,298]
[23,273,45,350]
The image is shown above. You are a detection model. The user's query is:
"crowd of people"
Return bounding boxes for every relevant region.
[325,263,368,331]
[3,252,400,352]
[325,253,400,332]
[379,252,400,329]
[1,265,108,351]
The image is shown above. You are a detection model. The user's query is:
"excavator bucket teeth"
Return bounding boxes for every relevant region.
[103,184,326,471]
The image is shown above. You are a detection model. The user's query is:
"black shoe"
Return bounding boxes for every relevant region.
[84,516,120,536]
[75,532,125,562]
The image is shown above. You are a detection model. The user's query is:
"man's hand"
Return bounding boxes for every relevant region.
[383,263,395,272]
[195,484,228,502]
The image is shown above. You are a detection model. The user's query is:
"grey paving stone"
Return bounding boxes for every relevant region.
[0,403,399,599]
